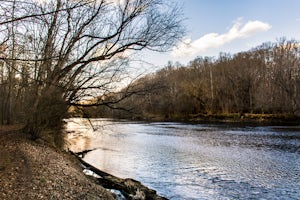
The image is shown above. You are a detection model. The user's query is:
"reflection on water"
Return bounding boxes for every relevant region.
[65,118,300,200]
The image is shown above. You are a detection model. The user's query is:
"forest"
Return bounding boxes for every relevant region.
[85,39,300,122]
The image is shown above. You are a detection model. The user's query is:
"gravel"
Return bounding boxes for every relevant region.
[0,130,116,200]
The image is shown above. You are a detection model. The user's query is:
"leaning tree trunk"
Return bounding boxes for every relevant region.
[24,85,67,141]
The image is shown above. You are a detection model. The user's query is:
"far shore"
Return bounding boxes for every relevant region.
[109,113,300,126]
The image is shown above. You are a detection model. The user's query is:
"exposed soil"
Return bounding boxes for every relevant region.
[0,126,115,200]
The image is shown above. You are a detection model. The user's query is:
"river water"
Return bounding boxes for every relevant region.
[65,118,300,200]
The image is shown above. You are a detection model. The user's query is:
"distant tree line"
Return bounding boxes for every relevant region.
[89,39,300,120]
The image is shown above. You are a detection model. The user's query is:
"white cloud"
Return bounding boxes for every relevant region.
[172,19,271,58]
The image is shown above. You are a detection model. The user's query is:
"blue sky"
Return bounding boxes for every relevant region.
[139,0,300,69]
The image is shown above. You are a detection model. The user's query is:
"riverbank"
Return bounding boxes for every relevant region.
[190,113,300,125]
[0,126,115,199]
[133,113,300,125]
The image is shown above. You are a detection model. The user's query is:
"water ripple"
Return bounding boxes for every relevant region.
[65,119,300,200]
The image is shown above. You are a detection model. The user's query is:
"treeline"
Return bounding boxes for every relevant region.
[88,39,300,120]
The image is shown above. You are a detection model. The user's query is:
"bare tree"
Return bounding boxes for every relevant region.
[0,0,184,136]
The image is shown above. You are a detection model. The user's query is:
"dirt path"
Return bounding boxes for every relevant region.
[0,127,115,200]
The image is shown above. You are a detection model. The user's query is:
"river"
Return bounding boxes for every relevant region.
[65,118,300,200]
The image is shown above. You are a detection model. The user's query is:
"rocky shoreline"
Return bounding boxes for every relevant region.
[0,126,168,200]
[0,127,115,199]
[71,151,167,200]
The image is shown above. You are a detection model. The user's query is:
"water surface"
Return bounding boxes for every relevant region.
[65,118,300,200]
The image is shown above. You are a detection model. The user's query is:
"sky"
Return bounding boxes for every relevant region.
[138,0,300,70]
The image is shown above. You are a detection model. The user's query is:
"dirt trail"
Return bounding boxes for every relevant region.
[0,127,115,200]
